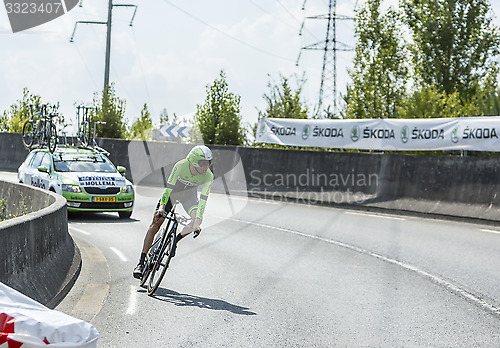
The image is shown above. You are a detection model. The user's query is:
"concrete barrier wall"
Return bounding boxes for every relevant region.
[0,132,30,171]
[94,138,500,221]
[2,132,500,221]
[237,147,500,221]
[0,181,79,307]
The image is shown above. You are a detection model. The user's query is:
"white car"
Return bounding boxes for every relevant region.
[18,146,134,218]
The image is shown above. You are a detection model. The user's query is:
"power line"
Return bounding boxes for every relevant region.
[275,0,321,41]
[246,0,300,32]
[131,26,154,116]
[70,0,138,94]
[71,41,100,90]
[162,0,295,63]
[298,0,353,118]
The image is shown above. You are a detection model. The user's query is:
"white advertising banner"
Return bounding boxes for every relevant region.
[255,117,500,151]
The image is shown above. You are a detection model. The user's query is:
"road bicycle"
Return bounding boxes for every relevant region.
[22,105,58,153]
[139,203,196,296]
[74,106,110,155]
[76,105,95,147]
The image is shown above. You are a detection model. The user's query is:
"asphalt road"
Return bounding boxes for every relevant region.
[2,171,500,347]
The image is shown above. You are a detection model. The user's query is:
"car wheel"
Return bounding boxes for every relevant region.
[119,211,132,219]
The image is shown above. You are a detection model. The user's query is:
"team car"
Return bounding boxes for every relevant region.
[18,146,134,218]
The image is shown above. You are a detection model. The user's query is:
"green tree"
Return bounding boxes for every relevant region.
[195,70,246,145]
[479,89,500,116]
[258,74,309,120]
[1,88,42,132]
[397,85,482,118]
[0,111,9,132]
[159,108,180,126]
[91,83,127,138]
[403,0,500,101]
[345,0,408,119]
[128,103,153,140]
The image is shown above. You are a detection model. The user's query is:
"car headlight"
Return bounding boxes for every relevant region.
[122,185,134,193]
[62,184,82,193]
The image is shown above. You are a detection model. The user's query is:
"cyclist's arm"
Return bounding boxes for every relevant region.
[159,161,181,209]
[195,172,213,221]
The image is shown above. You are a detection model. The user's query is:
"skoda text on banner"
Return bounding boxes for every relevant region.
[255,117,500,151]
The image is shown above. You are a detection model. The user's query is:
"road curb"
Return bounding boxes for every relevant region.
[47,240,82,309]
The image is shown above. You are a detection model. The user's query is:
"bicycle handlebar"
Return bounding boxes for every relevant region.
[162,208,201,238]
[29,104,59,119]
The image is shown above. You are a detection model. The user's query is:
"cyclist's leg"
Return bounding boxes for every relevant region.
[179,207,198,237]
[177,188,199,238]
[170,191,198,256]
[141,198,173,253]
[134,199,172,277]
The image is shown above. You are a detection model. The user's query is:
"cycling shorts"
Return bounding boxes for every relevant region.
[155,187,199,216]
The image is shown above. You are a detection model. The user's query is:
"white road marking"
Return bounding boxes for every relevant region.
[126,285,138,315]
[110,247,128,262]
[480,229,500,235]
[345,211,406,221]
[227,194,279,205]
[68,226,91,235]
[223,216,499,317]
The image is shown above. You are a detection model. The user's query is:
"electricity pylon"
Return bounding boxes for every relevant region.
[297,0,352,118]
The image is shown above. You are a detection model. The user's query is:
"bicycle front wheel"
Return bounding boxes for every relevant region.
[140,232,163,287]
[22,120,35,149]
[139,254,153,287]
[48,123,57,153]
[147,230,175,296]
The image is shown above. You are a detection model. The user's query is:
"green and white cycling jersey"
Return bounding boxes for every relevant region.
[160,158,213,220]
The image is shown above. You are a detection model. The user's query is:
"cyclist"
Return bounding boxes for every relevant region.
[133,145,214,279]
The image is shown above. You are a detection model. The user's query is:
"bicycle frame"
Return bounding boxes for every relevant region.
[140,204,183,295]
[76,105,97,147]
[155,210,179,256]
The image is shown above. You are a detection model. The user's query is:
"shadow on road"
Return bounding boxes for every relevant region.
[68,211,140,223]
[143,288,256,316]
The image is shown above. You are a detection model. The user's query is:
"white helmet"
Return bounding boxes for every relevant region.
[186,145,213,168]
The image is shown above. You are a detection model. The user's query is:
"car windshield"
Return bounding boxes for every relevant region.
[53,153,116,173]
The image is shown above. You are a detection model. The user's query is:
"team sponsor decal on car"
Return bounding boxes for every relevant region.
[77,176,126,187]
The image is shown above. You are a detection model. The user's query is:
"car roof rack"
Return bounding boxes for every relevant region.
[75,144,110,157]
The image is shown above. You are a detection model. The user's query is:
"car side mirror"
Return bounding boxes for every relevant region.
[117,166,126,174]
[38,165,49,173]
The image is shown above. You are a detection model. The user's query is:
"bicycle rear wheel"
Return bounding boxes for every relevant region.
[48,123,57,153]
[22,120,35,149]
[147,229,175,296]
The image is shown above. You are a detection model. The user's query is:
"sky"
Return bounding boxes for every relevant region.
[1,0,499,137]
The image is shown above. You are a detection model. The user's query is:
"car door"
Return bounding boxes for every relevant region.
[36,152,52,191]
[18,151,35,183]
[26,151,44,188]
[28,152,51,190]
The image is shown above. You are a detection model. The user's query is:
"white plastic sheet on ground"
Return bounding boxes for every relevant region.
[0,282,99,348]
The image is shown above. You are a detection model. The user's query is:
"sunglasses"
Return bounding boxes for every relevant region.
[198,160,211,167]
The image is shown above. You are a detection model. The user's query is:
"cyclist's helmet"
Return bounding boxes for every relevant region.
[186,145,213,168]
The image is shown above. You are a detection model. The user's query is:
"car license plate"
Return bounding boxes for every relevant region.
[92,196,116,202]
